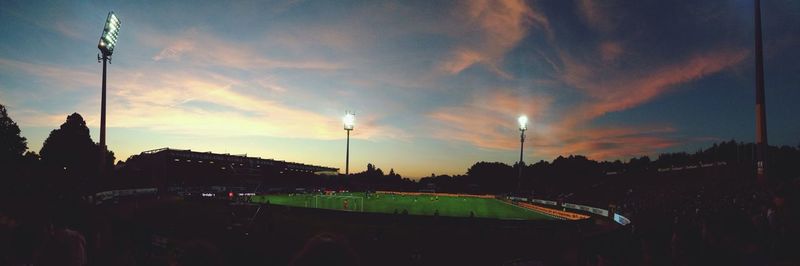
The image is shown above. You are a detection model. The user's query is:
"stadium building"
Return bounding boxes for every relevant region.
[118,148,338,189]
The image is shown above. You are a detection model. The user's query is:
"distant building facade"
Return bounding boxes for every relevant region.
[119,148,338,189]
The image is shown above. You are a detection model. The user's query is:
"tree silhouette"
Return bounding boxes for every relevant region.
[467,162,515,193]
[40,113,115,186]
[363,163,384,177]
[0,104,28,163]
[1,104,30,196]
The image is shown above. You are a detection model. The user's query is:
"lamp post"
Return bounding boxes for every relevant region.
[343,112,355,176]
[97,11,121,175]
[517,115,528,190]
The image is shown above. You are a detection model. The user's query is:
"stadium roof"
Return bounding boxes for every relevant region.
[138,147,339,173]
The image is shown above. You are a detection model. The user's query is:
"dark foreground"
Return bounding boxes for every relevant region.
[1,195,630,266]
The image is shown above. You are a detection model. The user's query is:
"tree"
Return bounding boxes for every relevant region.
[40,113,115,182]
[0,104,28,163]
[466,162,515,193]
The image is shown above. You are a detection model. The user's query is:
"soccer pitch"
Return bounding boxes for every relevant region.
[250,192,555,220]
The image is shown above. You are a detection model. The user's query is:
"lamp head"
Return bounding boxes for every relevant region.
[98,11,121,56]
[518,115,528,131]
[343,112,355,130]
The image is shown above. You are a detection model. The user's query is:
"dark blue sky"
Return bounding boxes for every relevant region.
[0,0,798,177]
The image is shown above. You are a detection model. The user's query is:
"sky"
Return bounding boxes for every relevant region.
[1,0,799,178]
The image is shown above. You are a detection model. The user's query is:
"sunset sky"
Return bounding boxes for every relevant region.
[1,0,799,178]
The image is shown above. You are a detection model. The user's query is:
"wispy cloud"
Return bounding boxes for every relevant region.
[538,125,679,160]
[2,58,406,142]
[109,69,408,140]
[598,41,623,63]
[438,0,548,77]
[428,89,552,150]
[576,0,618,32]
[559,48,749,126]
[142,28,344,70]
[427,86,683,160]
[428,0,751,161]
[0,58,96,89]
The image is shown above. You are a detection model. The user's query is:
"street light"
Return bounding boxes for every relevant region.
[97,11,121,175]
[517,115,528,191]
[343,112,355,175]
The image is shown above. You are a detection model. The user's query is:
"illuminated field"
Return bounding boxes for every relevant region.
[250,192,556,220]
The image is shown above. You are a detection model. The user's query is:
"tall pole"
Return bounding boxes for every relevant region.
[754,0,768,183]
[518,128,525,190]
[345,129,350,175]
[99,54,108,175]
[343,112,354,176]
[97,11,120,178]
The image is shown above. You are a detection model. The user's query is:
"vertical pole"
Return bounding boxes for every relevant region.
[100,55,108,176]
[754,0,768,183]
[346,129,350,176]
[518,129,525,191]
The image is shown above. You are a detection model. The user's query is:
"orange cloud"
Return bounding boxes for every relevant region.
[429,45,748,161]
[560,48,749,126]
[142,29,343,70]
[429,90,682,160]
[576,0,617,32]
[428,90,552,150]
[3,59,406,143]
[439,48,485,75]
[0,58,96,89]
[537,125,679,160]
[105,68,408,141]
[438,0,548,77]
[599,41,623,62]
[538,47,748,160]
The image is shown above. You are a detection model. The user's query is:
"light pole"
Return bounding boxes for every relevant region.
[97,11,121,175]
[517,115,528,191]
[754,0,768,184]
[343,112,355,176]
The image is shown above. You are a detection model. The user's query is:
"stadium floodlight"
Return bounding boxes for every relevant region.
[96,11,121,176]
[343,111,355,176]
[517,115,528,191]
[754,0,768,183]
[343,112,355,130]
[98,12,121,56]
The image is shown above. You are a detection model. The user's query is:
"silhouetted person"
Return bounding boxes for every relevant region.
[5,220,47,265]
[290,233,360,266]
[36,220,87,266]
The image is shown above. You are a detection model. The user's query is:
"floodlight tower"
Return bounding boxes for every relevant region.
[517,115,528,190]
[754,0,768,183]
[97,11,120,174]
[343,112,355,176]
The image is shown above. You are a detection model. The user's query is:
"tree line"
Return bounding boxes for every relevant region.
[1,104,115,199]
[2,102,799,198]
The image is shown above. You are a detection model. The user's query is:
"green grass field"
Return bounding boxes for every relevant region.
[250,192,555,220]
